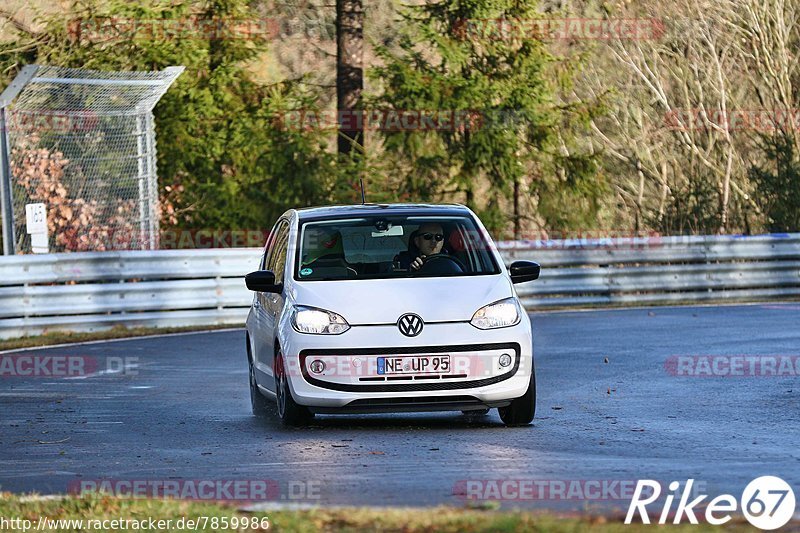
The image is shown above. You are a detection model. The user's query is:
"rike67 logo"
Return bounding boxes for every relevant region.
[626,476,796,530]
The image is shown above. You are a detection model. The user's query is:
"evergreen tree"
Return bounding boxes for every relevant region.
[370,0,603,235]
[750,134,800,232]
[0,0,341,232]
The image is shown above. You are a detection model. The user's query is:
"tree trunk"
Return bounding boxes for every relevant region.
[635,159,645,234]
[336,0,364,158]
[513,177,520,240]
[718,144,733,234]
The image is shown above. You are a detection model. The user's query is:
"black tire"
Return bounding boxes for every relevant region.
[248,337,270,417]
[274,349,314,427]
[498,370,536,426]
[462,409,490,416]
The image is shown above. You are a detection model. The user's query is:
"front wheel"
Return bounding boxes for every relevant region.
[274,350,314,427]
[498,370,536,426]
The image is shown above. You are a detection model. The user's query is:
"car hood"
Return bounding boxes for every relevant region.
[290,275,513,324]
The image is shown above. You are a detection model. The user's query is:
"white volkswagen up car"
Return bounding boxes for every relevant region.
[244,204,540,426]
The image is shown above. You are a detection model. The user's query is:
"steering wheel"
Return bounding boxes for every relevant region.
[415,253,467,275]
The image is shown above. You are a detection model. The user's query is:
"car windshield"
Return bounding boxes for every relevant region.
[295,215,500,281]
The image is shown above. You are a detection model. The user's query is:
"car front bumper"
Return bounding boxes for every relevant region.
[280,320,533,410]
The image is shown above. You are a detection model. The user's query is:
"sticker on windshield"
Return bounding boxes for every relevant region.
[300,268,313,276]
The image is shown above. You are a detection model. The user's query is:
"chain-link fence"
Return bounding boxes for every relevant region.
[0,65,183,254]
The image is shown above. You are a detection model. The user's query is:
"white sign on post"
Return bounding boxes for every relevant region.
[25,203,46,234]
[25,203,49,254]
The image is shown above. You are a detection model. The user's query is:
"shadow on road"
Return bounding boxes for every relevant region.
[248,406,523,431]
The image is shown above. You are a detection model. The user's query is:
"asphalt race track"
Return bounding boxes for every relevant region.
[1,303,798,513]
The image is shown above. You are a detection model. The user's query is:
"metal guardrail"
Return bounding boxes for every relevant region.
[0,249,260,340]
[501,233,800,307]
[1,234,799,339]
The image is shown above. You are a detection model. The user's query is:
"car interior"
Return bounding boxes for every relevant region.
[297,218,497,280]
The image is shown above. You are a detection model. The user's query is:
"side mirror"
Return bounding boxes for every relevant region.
[509,261,540,284]
[245,270,283,293]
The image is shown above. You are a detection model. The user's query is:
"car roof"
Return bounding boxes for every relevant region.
[293,203,471,222]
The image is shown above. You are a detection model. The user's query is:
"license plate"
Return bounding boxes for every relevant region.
[377,355,450,375]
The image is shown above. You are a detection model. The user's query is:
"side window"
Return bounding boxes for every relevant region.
[264,220,287,270]
[260,221,281,270]
[266,221,290,284]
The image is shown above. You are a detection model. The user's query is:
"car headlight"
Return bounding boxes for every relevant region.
[292,305,350,335]
[470,297,521,330]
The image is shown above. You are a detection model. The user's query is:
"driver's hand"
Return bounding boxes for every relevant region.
[410,255,426,271]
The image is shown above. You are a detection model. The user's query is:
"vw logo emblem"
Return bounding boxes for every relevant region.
[397,313,424,337]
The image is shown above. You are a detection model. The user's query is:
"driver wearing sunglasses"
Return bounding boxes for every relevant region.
[394,222,447,271]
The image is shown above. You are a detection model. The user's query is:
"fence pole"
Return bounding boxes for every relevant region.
[135,114,148,251]
[0,108,15,255]
[144,113,158,250]
[0,65,39,255]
